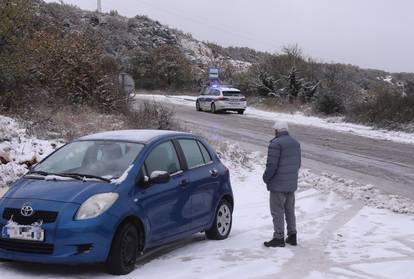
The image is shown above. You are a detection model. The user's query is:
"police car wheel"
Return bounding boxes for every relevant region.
[211,103,217,113]
[196,101,201,111]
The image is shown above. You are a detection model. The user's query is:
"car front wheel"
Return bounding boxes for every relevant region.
[106,223,139,275]
[196,101,201,111]
[206,200,233,240]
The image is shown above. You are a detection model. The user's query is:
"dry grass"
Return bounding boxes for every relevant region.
[16,106,126,140]
[246,96,313,116]
[11,100,179,141]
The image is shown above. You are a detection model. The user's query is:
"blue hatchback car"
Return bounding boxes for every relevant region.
[0,130,233,274]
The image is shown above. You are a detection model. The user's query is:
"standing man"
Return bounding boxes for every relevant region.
[263,120,301,248]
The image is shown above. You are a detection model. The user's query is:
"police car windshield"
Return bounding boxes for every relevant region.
[223,91,242,97]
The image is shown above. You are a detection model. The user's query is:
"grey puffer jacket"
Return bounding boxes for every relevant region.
[263,131,301,192]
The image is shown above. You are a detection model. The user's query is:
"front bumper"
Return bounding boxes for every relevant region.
[0,199,118,264]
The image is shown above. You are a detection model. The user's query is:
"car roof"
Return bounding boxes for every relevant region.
[76,130,193,144]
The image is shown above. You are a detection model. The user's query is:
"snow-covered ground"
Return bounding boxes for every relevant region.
[0,116,62,189]
[1,115,413,278]
[136,94,414,145]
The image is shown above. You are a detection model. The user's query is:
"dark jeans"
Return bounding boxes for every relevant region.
[270,191,297,239]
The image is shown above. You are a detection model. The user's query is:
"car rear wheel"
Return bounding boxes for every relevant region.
[106,223,139,275]
[206,200,233,240]
[211,103,217,114]
[196,101,201,111]
[237,110,245,115]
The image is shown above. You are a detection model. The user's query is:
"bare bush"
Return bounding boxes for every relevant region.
[347,86,414,131]
[125,100,178,130]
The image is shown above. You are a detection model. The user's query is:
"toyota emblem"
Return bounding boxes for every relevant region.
[21,205,34,217]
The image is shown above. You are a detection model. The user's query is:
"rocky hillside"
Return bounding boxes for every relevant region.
[41,1,252,77]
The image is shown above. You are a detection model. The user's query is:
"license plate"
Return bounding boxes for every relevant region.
[2,224,44,242]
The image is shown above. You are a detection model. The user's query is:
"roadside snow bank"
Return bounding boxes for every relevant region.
[136,94,414,145]
[300,169,414,214]
[215,141,414,215]
[0,116,62,189]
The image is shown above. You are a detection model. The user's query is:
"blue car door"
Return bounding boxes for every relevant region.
[176,139,219,230]
[135,140,192,244]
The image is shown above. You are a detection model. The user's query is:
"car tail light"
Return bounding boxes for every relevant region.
[217,97,226,101]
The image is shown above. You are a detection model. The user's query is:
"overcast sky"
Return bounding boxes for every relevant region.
[45,0,414,73]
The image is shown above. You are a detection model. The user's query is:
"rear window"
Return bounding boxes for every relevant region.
[223,91,242,97]
[198,141,212,163]
[178,139,205,169]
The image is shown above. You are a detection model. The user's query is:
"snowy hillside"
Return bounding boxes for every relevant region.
[180,37,251,72]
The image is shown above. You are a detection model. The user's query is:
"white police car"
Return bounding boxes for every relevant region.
[196,85,247,114]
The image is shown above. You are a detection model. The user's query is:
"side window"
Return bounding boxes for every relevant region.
[198,141,212,163]
[145,141,181,175]
[178,139,205,169]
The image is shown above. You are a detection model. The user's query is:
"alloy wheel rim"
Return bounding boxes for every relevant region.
[216,204,231,236]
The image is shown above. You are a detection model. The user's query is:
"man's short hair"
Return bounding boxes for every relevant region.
[273,120,289,131]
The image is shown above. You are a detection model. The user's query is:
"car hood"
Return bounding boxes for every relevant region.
[4,178,118,204]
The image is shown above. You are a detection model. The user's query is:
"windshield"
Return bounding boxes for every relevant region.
[223,91,242,97]
[33,141,144,180]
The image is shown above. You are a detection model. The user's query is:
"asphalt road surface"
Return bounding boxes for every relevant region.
[135,97,414,200]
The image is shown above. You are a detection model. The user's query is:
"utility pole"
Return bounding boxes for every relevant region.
[97,0,102,13]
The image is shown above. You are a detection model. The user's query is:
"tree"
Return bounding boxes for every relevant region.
[0,0,35,110]
[284,67,303,100]
[150,45,193,90]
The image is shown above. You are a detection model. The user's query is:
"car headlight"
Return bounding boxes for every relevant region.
[75,193,119,220]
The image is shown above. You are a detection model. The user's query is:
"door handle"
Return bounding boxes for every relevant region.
[180,179,188,187]
[210,169,219,177]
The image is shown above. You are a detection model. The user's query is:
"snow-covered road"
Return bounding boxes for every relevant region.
[134,94,414,202]
[135,94,414,145]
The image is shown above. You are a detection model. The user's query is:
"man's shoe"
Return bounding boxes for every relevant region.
[286,234,297,246]
[264,238,285,248]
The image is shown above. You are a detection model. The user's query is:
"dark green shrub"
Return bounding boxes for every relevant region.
[347,87,414,128]
[313,91,345,115]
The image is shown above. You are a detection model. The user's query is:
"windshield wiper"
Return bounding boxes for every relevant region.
[27,171,79,180]
[60,173,111,183]
[27,170,53,176]
[26,171,110,183]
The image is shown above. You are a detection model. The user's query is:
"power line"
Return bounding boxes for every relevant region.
[133,0,281,52]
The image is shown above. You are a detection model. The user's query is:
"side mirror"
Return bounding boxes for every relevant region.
[148,171,171,184]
